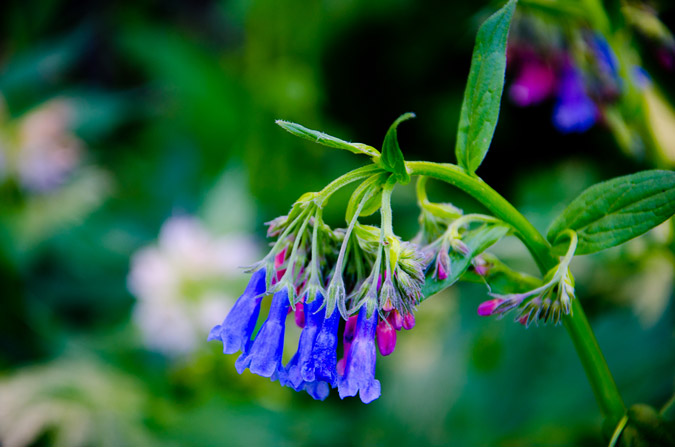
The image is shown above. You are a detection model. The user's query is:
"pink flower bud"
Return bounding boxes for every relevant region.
[402,312,415,330]
[294,302,305,328]
[343,315,358,345]
[275,267,288,282]
[472,255,490,276]
[382,298,394,312]
[436,252,450,281]
[376,319,397,356]
[477,298,504,316]
[518,315,529,326]
[337,357,346,376]
[388,310,404,330]
[274,248,287,269]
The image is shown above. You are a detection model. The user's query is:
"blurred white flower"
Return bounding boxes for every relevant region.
[16,98,82,192]
[128,216,260,356]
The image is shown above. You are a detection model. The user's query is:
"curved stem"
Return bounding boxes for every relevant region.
[407,161,556,270]
[406,160,626,427]
[317,164,382,207]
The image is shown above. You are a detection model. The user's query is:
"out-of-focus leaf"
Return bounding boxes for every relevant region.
[547,170,675,255]
[13,167,112,250]
[275,120,379,157]
[422,224,510,299]
[455,0,515,174]
[380,112,414,183]
[0,355,156,447]
[0,27,89,102]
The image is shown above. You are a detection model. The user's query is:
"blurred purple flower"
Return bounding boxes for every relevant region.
[552,61,598,133]
[509,60,557,106]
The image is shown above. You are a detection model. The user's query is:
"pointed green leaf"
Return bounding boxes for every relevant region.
[380,113,414,184]
[547,170,675,255]
[276,120,379,157]
[421,224,510,299]
[455,0,516,173]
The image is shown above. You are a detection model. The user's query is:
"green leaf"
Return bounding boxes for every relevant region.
[547,170,675,255]
[455,0,516,174]
[421,224,510,299]
[380,113,414,184]
[276,120,379,157]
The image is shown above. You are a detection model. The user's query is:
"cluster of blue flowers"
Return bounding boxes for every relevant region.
[208,192,424,403]
[508,24,649,134]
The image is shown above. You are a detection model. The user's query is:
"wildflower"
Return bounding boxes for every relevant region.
[207,268,267,354]
[235,289,291,378]
[478,231,578,327]
[553,59,598,133]
[509,59,557,107]
[337,308,381,403]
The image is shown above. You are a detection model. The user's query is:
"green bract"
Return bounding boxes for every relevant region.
[380,112,415,184]
[547,170,675,255]
[275,120,380,157]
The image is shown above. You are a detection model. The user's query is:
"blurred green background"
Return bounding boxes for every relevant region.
[0,0,674,445]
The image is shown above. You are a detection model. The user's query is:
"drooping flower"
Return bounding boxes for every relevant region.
[235,289,291,378]
[338,308,382,404]
[553,60,598,133]
[207,268,267,354]
[282,293,327,391]
[478,232,578,327]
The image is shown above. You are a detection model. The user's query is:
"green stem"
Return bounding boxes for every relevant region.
[317,164,382,207]
[406,160,626,426]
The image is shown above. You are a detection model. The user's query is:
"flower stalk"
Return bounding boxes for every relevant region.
[406,160,626,427]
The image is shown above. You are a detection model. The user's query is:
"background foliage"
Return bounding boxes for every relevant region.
[0,0,674,445]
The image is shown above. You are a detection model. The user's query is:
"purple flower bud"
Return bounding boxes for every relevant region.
[472,255,490,276]
[436,251,450,281]
[294,302,305,328]
[376,319,397,356]
[402,312,415,330]
[338,308,381,403]
[388,310,404,330]
[477,298,504,317]
[235,288,291,378]
[208,268,267,354]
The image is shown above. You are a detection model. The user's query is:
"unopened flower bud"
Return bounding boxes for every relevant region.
[295,302,305,328]
[376,319,397,356]
[402,312,415,330]
[436,251,450,281]
[388,310,404,330]
[477,298,504,316]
